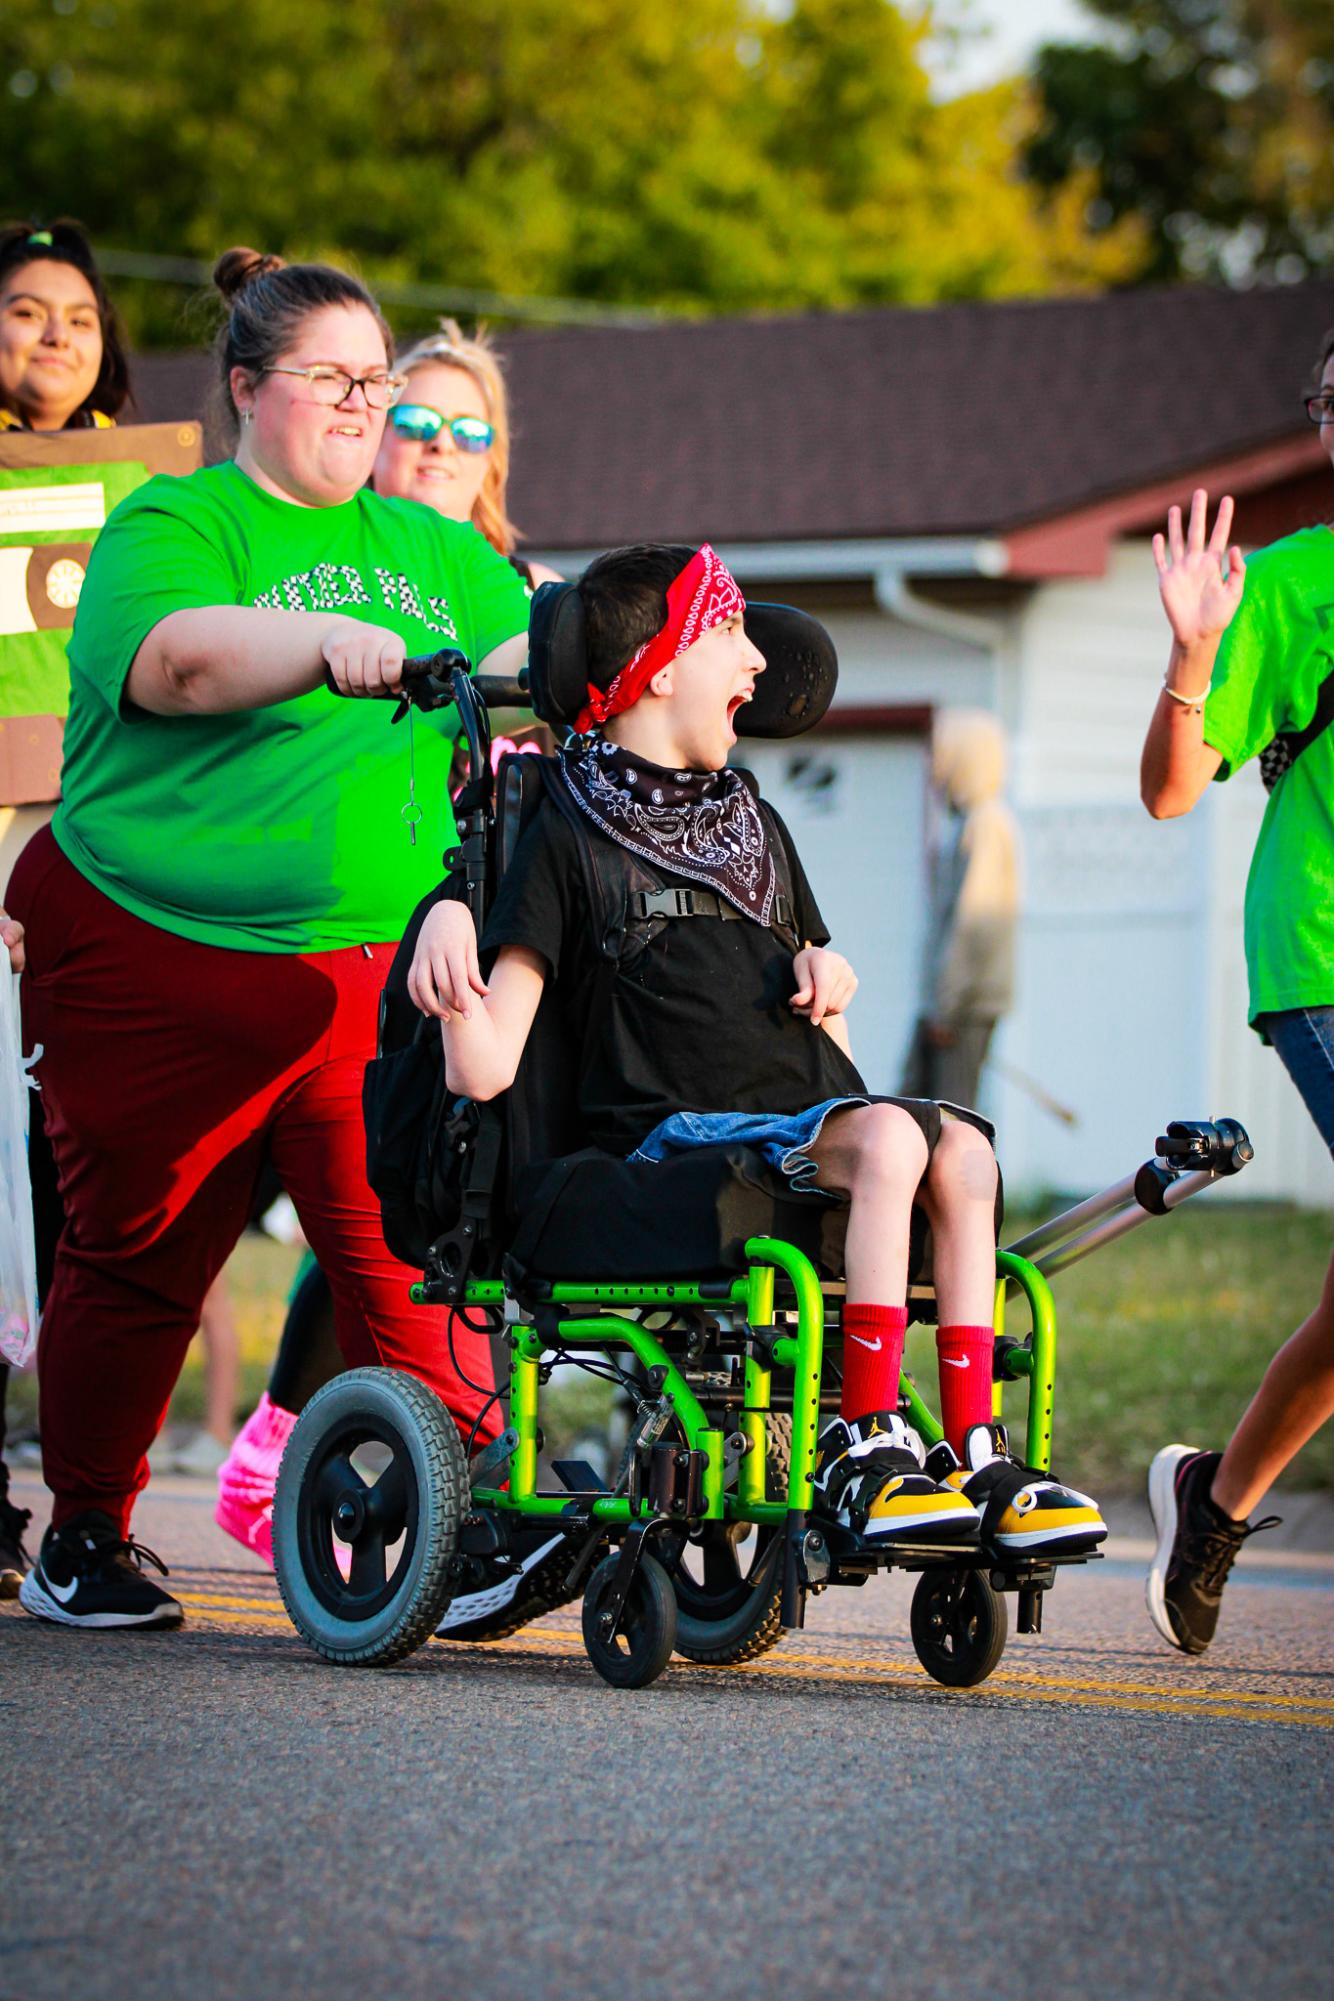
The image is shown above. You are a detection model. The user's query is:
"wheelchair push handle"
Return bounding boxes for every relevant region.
[322,649,531,713]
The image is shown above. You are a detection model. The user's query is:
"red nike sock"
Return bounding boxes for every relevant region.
[936,1323,996,1454]
[840,1304,908,1424]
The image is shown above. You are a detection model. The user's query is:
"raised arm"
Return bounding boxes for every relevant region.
[126,607,412,716]
[1140,490,1244,819]
[439,943,547,1101]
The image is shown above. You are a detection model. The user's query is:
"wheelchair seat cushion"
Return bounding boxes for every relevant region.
[508,1142,930,1284]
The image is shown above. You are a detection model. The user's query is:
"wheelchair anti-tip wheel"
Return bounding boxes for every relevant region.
[909,1565,1008,1688]
[273,1366,467,1667]
[581,1549,678,1689]
[667,1413,790,1666]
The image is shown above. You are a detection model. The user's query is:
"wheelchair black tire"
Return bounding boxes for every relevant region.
[273,1366,466,1668]
[909,1565,1008,1688]
[669,1413,791,1667]
[582,1550,678,1689]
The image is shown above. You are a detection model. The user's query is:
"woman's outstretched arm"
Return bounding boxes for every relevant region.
[1141,489,1244,818]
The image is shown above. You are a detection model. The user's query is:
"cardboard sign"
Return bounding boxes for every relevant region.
[0,420,202,803]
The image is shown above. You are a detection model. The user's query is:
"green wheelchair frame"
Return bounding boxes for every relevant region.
[275,1098,1253,1690]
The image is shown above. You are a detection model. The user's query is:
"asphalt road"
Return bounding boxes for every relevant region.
[2,1471,1331,2001]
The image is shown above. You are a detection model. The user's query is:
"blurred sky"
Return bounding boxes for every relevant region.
[925,0,1114,94]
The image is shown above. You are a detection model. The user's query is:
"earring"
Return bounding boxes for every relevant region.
[240,409,252,428]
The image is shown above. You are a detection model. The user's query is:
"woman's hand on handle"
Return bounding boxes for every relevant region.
[1153,489,1246,649]
[321,621,406,698]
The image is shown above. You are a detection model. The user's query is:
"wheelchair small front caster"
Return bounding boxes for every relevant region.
[910,1566,1008,1688]
[582,1550,678,1689]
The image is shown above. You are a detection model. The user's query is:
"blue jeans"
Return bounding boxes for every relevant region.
[629,1097,871,1195]
[1258,1008,1334,1155]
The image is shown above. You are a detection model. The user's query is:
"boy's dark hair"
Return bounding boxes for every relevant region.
[212,247,394,435]
[579,543,697,686]
[0,219,131,420]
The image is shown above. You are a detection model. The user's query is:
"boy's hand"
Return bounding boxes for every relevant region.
[1,908,24,975]
[1153,489,1246,648]
[408,900,488,1020]
[790,946,856,1027]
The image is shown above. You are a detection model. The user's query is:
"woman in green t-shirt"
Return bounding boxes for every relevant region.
[1138,326,1334,1660]
[4,248,531,1631]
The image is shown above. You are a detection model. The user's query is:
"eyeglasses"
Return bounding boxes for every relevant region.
[1304,394,1334,425]
[390,403,494,452]
[263,365,406,410]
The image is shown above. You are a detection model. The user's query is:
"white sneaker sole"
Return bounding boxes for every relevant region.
[861,1507,981,1544]
[435,1533,565,1634]
[1145,1442,1196,1651]
[991,1522,1107,1553]
[18,1568,184,1629]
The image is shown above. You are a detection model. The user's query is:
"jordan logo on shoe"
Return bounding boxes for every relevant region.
[942,1356,969,1369]
[847,1333,883,1352]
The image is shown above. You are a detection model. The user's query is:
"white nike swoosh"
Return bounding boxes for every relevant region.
[847,1334,882,1352]
[942,1356,970,1369]
[45,1571,81,1603]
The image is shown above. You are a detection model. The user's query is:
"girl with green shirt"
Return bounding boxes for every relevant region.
[1139,325,1334,1660]
[7,248,530,1631]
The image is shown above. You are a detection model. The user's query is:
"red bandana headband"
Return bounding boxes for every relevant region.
[574,544,746,735]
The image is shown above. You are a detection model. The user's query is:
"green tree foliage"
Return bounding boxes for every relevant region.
[1024,0,1334,283]
[1,0,1143,338]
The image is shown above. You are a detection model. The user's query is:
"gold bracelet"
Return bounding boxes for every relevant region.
[1162,677,1210,712]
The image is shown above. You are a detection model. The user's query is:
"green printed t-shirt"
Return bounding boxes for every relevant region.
[1203,525,1334,1031]
[52,461,530,952]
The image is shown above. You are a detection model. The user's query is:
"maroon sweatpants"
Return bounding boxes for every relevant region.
[8,828,498,1534]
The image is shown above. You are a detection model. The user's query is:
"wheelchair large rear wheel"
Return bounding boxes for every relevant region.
[909,1565,1007,1688]
[668,1414,790,1667]
[273,1367,466,1668]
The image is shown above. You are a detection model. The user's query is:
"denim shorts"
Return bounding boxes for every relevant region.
[629,1097,872,1196]
[1257,1007,1334,1155]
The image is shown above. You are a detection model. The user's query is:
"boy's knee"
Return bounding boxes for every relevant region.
[928,1118,998,1202]
[843,1103,930,1186]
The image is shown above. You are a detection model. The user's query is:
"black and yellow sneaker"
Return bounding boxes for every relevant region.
[812,1412,980,1545]
[928,1423,1107,1557]
[1146,1445,1279,1657]
[19,1511,183,1629]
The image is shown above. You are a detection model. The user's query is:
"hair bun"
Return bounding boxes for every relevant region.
[213,247,286,302]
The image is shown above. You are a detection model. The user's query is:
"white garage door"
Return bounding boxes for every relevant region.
[737,733,930,1093]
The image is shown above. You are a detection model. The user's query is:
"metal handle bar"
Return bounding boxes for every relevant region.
[323,650,530,713]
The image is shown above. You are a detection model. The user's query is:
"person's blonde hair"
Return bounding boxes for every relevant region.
[395,319,518,557]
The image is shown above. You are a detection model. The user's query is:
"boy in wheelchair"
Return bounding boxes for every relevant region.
[411,543,1106,1570]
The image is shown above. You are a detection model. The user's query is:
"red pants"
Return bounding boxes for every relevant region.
[9,828,498,1534]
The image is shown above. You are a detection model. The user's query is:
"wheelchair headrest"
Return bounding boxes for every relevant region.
[527,580,838,740]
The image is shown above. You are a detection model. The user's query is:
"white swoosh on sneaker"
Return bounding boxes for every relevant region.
[941,1356,970,1369]
[45,1570,81,1604]
[847,1333,882,1352]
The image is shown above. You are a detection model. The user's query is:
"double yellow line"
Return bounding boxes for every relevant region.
[174,1588,1334,1730]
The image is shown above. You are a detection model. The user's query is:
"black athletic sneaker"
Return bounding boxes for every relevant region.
[1146,1445,1279,1657]
[19,1511,184,1629]
[0,1489,32,1599]
[436,1531,577,1642]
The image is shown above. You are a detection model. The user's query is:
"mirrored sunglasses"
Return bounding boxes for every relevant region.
[390,404,495,452]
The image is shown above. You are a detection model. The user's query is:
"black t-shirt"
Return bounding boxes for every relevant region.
[481,801,868,1156]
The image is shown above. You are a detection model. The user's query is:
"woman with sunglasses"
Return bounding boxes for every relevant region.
[6,249,531,1629]
[217,319,560,1568]
[1139,326,1334,1660]
[0,220,133,1600]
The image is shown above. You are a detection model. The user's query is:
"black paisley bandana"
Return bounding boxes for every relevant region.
[558,735,778,924]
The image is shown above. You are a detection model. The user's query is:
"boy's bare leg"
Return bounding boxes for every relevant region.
[1211,1243,1334,1520]
[806,1103,929,1299]
[916,1119,999,1327]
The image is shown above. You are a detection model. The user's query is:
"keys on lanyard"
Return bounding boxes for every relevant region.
[401,704,423,847]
